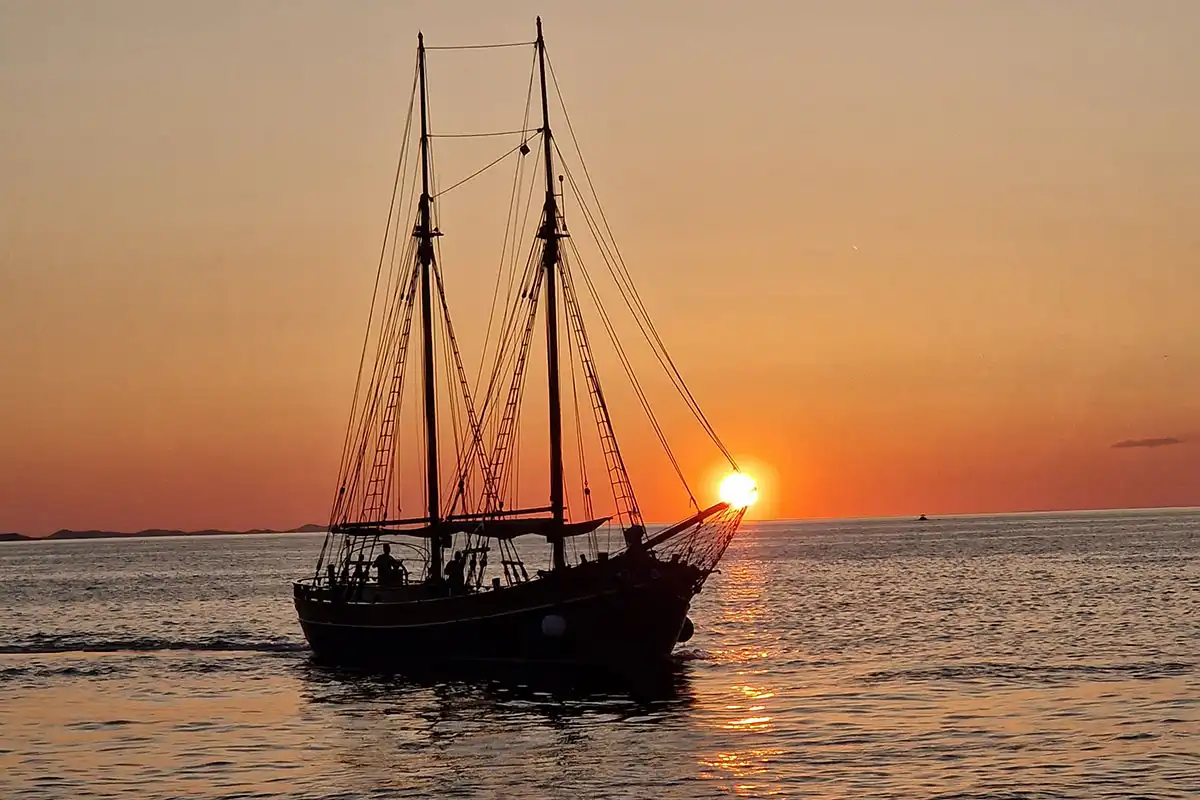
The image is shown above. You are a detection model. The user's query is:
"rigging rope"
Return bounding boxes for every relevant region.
[470,156,546,447]
[546,52,739,470]
[432,140,530,198]
[565,300,593,520]
[319,56,420,578]
[554,144,736,481]
[424,41,534,51]
[475,210,543,437]
[476,48,538,394]
[563,237,696,507]
[331,57,418,506]
[334,75,426,536]
[431,128,538,139]
[431,259,500,517]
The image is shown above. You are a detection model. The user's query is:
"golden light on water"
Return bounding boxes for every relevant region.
[719,472,759,508]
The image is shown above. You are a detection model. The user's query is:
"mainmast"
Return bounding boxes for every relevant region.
[416,33,442,581]
[536,17,566,570]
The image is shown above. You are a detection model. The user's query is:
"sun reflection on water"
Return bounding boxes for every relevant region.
[691,539,790,792]
[698,748,786,796]
[720,684,775,732]
[696,678,781,793]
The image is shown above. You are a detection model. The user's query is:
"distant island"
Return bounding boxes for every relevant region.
[0,524,326,542]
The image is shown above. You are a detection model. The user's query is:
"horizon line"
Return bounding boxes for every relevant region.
[753,503,1200,526]
[4,502,1199,539]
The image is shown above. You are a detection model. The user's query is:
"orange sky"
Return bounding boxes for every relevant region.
[2,2,1198,534]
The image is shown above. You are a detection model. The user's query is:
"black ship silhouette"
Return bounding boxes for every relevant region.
[294,19,752,668]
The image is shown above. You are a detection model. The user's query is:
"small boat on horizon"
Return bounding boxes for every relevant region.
[293,18,752,670]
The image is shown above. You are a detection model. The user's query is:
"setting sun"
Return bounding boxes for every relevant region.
[719,472,759,508]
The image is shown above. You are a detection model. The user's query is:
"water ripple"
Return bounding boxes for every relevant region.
[1,511,1197,799]
[0,632,307,656]
[863,659,1195,686]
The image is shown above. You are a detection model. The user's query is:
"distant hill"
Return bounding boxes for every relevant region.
[0,525,326,542]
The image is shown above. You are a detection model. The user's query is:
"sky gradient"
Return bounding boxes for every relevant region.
[2,1,1198,534]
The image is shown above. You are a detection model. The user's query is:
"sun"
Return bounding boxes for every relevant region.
[719,472,759,508]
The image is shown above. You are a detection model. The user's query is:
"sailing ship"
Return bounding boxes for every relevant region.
[294,18,753,667]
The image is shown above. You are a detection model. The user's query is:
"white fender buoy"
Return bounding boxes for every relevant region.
[677,616,695,643]
[541,614,566,637]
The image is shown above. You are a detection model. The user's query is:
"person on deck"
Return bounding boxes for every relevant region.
[623,524,648,556]
[374,543,400,585]
[445,550,466,593]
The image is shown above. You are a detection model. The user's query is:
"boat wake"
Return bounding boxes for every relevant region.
[0,633,307,657]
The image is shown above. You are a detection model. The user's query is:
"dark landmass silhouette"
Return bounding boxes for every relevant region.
[1111,437,1186,449]
[0,524,326,542]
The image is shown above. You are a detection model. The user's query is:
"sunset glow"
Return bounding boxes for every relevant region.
[0,4,1198,536]
[719,473,759,509]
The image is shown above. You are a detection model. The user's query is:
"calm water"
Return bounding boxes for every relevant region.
[1,510,1197,799]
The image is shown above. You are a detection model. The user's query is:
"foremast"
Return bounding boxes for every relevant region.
[536,17,568,570]
[417,33,442,581]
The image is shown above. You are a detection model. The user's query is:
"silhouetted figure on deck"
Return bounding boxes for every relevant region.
[374,543,402,586]
[445,550,466,594]
[623,524,647,557]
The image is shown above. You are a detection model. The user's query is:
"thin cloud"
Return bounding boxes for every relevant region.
[1111,437,1186,450]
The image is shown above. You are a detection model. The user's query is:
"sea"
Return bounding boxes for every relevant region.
[1,509,1196,799]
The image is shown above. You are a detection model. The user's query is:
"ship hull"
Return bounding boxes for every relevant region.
[294,554,701,667]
